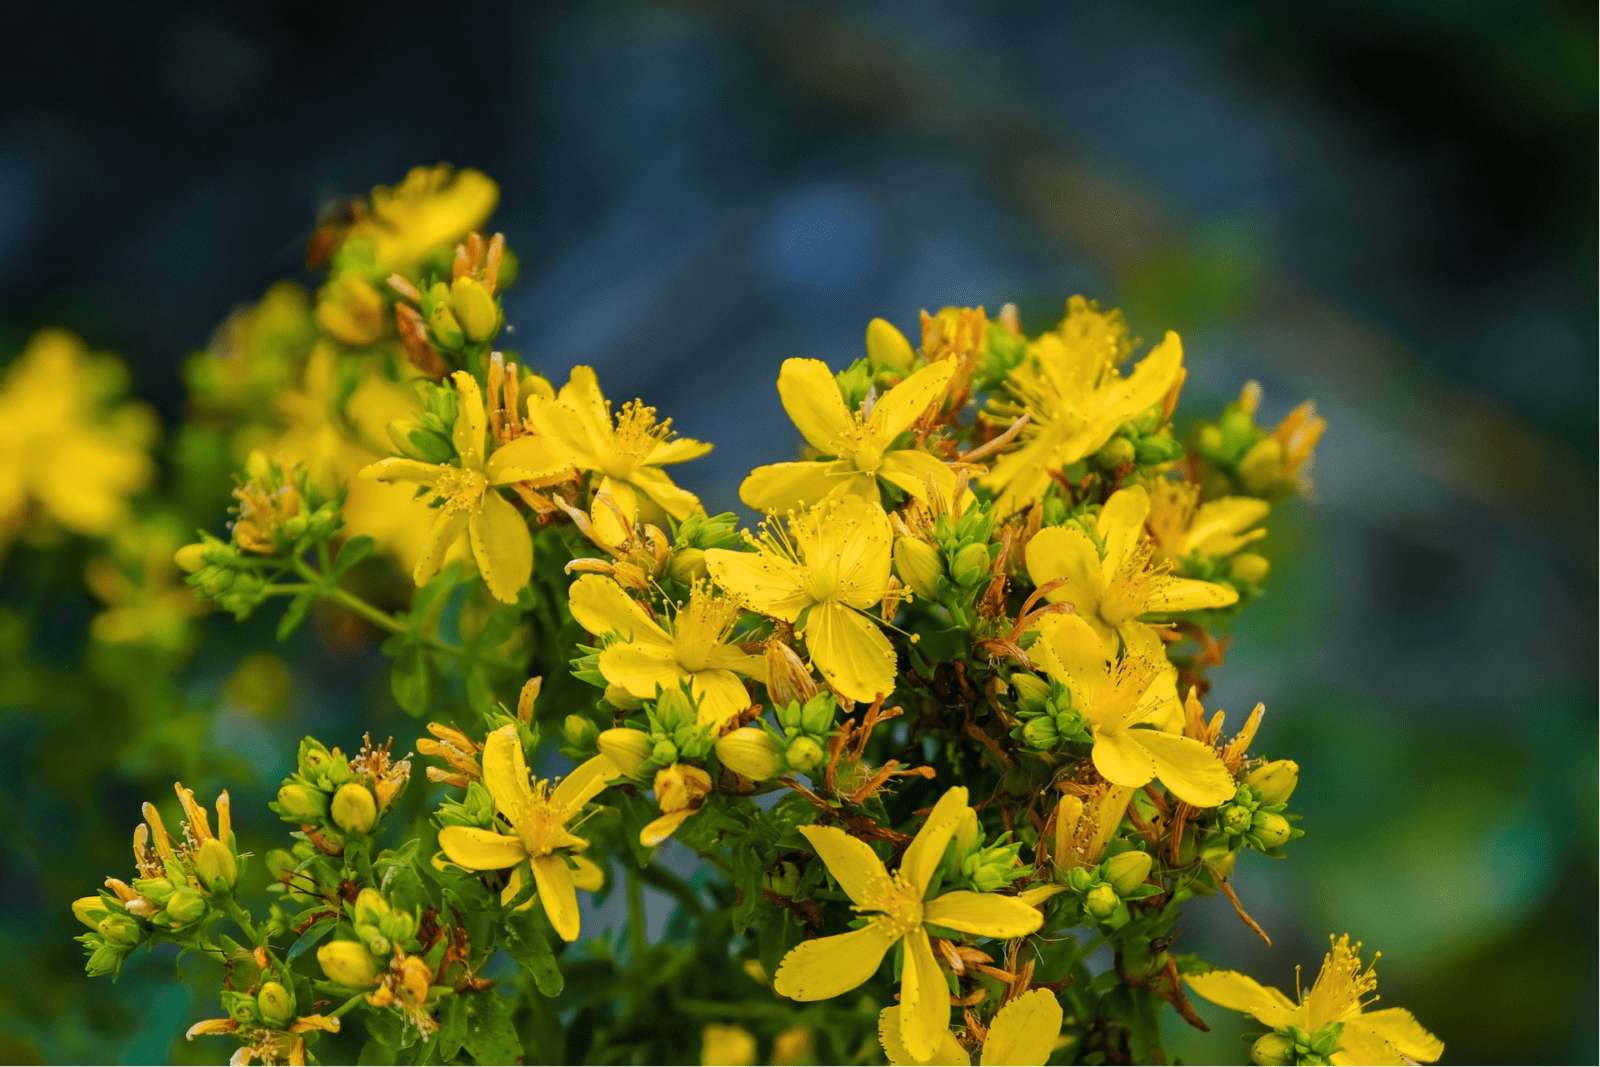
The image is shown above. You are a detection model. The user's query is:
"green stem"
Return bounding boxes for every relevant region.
[224,898,264,947]
[626,864,647,962]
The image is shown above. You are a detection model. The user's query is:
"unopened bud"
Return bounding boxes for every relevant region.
[784,736,825,774]
[428,292,464,348]
[1243,759,1298,806]
[317,941,381,989]
[165,888,208,925]
[666,547,708,585]
[1053,795,1085,870]
[656,686,696,726]
[766,641,818,711]
[276,783,328,821]
[1133,434,1184,465]
[714,728,783,781]
[597,728,653,778]
[798,694,836,736]
[1237,438,1285,496]
[651,739,680,766]
[1092,436,1137,470]
[953,807,980,855]
[866,317,915,373]
[72,896,103,930]
[1022,717,1058,749]
[257,981,294,1028]
[604,683,644,710]
[1220,804,1253,836]
[562,715,599,750]
[1250,1032,1295,1066]
[1251,811,1292,849]
[330,783,378,835]
[450,276,498,341]
[893,538,944,599]
[1083,883,1118,920]
[654,763,712,814]
[353,887,388,929]
[174,543,210,573]
[1105,850,1154,895]
[1010,674,1052,706]
[951,542,992,586]
[1229,552,1270,585]
[195,838,238,890]
[763,861,802,898]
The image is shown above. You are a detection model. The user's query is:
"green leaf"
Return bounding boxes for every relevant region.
[504,909,564,997]
[463,990,524,1064]
[332,535,375,576]
[276,591,316,642]
[391,644,431,717]
[285,917,334,963]
[437,993,469,1062]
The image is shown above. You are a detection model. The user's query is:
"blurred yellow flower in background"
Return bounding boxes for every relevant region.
[83,520,208,651]
[879,987,1063,1066]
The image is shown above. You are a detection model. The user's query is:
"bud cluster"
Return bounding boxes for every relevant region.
[272,735,409,843]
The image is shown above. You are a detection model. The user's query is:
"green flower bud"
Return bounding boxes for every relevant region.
[1238,437,1286,496]
[1243,759,1298,806]
[1250,1032,1295,1066]
[134,876,177,904]
[1133,434,1184,465]
[650,739,680,767]
[1252,811,1292,849]
[1196,423,1226,460]
[598,728,654,778]
[330,783,378,835]
[368,934,391,957]
[762,861,801,898]
[317,940,381,988]
[1022,716,1059,749]
[381,909,416,945]
[428,287,464,348]
[865,317,915,373]
[1091,436,1136,470]
[665,547,708,585]
[276,783,328,822]
[1230,552,1270,585]
[893,537,944,599]
[99,912,143,946]
[195,837,238,891]
[174,542,210,573]
[1105,850,1154,895]
[450,276,498,341]
[798,693,836,737]
[784,736,825,774]
[297,738,337,781]
[604,683,644,710]
[1009,674,1052,707]
[1220,804,1254,836]
[71,896,104,930]
[353,887,389,929]
[714,728,783,781]
[165,888,208,926]
[950,542,992,586]
[1083,883,1118,920]
[656,686,696,727]
[562,714,599,750]
[264,849,298,882]
[257,981,295,1028]
[223,989,260,1024]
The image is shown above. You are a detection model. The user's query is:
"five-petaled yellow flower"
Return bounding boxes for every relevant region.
[1031,613,1235,807]
[1144,480,1268,563]
[436,726,616,941]
[740,358,956,514]
[346,165,500,276]
[706,495,896,704]
[1185,935,1443,1067]
[362,372,572,603]
[982,298,1184,516]
[568,574,765,727]
[879,987,1063,1066]
[772,788,1044,1062]
[531,366,710,547]
[1026,485,1238,661]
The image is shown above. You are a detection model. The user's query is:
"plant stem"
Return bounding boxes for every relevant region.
[224,898,263,947]
[626,864,647,962]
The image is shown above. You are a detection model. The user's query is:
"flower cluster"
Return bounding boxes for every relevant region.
[61,168,1437,1067]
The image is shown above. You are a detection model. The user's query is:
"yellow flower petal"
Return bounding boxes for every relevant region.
[550,753,619,817]
[1143,576,1239,614]
[868,360,954,441]
[705,548,812,622]
[531,852,580,941]
[979,989,1063,1067]
[485,434,573,485]
[1025,525,1104,620]
[437,825,529,871]
[1095,486,1149,575]
[739,460,856,515]
[359,457,445,484]
[899,787,970,895]
[898,927,951,1062]
[878,1006,971,1067]
[922,890,1043,940]
[1329,1023,1407,1066]
[645,435,713,467]
[450,372,488,470]
[1351,1009,1443,1064]
[470,489,533,604]
[500,864,535,909]
[797,825,891,907]
[1030,614,1110,703]
[569,853,606,893]
[1182,969,1296,1030]
[1134,729,1236,807]
[629,465,703,521]
[548,367,610,465]
[413,507,470,587]
[792,495,893,609]
[480,726,533,825]
[1091,730,1159,789]
[877,449,958,505]
[804,601,896,705]
[598,641,689,699]
[772,920,900,1001]
[777,357,854,453]
[690,669,753,728]
[1188,497,1269,556]
[640,807,696,847]
[569,574,671,644]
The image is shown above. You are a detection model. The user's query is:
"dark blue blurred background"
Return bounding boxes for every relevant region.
[0,1,1592,1062]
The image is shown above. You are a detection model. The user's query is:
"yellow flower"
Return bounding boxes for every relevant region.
[83,522,208,649]
[1025,485,1238,661]
[531,367,711,547]
[981,298,1184,515]
[640,763,714,847]
[1184,935,1443,1067]
[1031,613,1235,807]
[772,788,1044,1062]
[347,165,499,276]
[739,357,956,514]
[705,495,896,704]
[436,726,616,941]
[878,987,1063,1066]
[700,1022,757,1066]
[1144,480,1268,562]
[362,372,572,603]
[567,574,764,727]
[0,329,157,552]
